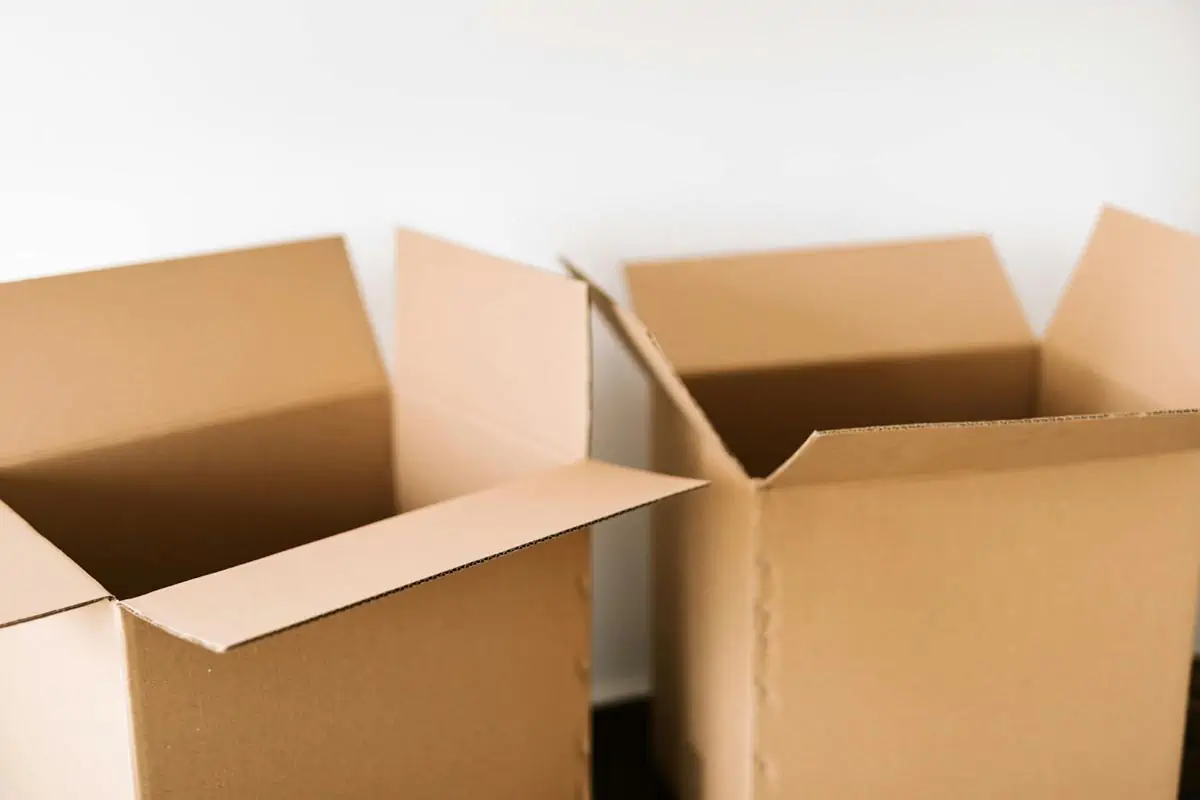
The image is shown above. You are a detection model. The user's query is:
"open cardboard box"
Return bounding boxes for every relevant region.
[567,206,1200,800]
[0,233,704,799]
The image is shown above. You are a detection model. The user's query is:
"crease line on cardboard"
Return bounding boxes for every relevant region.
[121,488,703,654]
[750,491,777,799]
[0,596,112,632]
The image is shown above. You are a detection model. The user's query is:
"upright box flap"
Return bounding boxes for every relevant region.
[1042,206,1200,414]
[0,238,386,466]
[120,460,705,652]
[625,235,1035,376]
[0,499,109,628]
[394,230,590,467]
[765,410,1200,488]
[560,258,747,481]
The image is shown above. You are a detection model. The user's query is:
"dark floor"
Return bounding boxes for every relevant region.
[593,687,1200,800]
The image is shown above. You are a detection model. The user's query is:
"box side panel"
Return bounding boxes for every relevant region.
[0,389,395,599]
[0,601,135,800]
[124,532,591,800]
[758,453,1200,800]
[650,389,757,800]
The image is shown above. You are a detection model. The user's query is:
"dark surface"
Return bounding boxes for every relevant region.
[593,699,670,800]
[594,683,1200,800]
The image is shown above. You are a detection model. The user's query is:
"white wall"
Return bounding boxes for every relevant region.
[2,0,1199,703]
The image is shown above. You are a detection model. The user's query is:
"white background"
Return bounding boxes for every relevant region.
[2,0,1199,703]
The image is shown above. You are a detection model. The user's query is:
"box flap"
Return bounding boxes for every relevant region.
[0,499,109,629]
[394,230,589,472]
[560,258,747,481]
[0,237,386,466]
[765,409,1200,488]
[119,460,706,652]
[1041,206,1200,414]
[625,235,1035,377]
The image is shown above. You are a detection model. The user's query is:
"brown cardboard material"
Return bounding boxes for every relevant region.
[566,204,1200,800]
[0,234,705,799]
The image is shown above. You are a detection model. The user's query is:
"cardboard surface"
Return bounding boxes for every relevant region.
[395,230,590,508]
[1043,205,1200,415]
[122,460,702,652]
[626,234,1034,376]
[759,454,1200,799]
[0,236,386,467]
[124,532,593,800]
[0,498,108,628]
[578,204,1200,800]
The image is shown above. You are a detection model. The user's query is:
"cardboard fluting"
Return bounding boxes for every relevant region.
[0,234,705,800]
[569,204,1200,800]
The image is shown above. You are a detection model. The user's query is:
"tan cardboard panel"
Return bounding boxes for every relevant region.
[625,235,1035,376]
[1,389,394,600]
[0,601,134,799]
[1042,206,1200,415]
[765,409,1200,488]
[758,454,1200,799]
[0,499,108,629]
[0,237,386,467]
[561,258,746,481]
[686,344,1036,478]
[123,532,591,799]
[122,460,705,652]
[394,230,590,504]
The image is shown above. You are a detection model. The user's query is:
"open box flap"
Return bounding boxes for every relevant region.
[120,460,706,653]
[395,230,590,469]
[764,409,1200,488]
[624,235,1035,377]
[0,499,109,629]
[0,237,386,467]
[560,258,746,482]
[1041,206,1200,414]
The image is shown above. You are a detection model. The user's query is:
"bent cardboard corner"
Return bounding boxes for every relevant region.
[567,205,1200,800]
[0,234,704,800]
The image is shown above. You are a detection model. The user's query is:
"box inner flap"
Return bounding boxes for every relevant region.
[0,236,386,467]
[394,229,590,501]
[120,460,705,653]
[1041,206,1200,416]
[0,499,109,628]
[765,409,1200,488]
[625,234,1035,377]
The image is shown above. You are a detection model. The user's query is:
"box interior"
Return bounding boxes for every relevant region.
[0,390,396,600]
[683,343,1043,478]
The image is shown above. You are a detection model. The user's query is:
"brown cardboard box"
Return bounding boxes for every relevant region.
[566,205,1200,800]
[0,232,705,799]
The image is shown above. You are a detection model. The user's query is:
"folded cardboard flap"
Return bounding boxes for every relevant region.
[1041,205,1200,415]
[0,499,109,629]
[624,234,1035,377]
[560,258,746,481]
[394,230,590,510]
[0,236,387,468]
[764,409,1200,488]
[120,460,706,653]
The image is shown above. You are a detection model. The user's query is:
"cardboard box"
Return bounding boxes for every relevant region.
[565,205,1200,800]
[0,232,705,799]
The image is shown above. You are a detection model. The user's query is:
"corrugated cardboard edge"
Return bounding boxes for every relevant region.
[559,257,747,482]
[0,499,111,629]
[120,460,706,653]
[764,408,1200,488]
